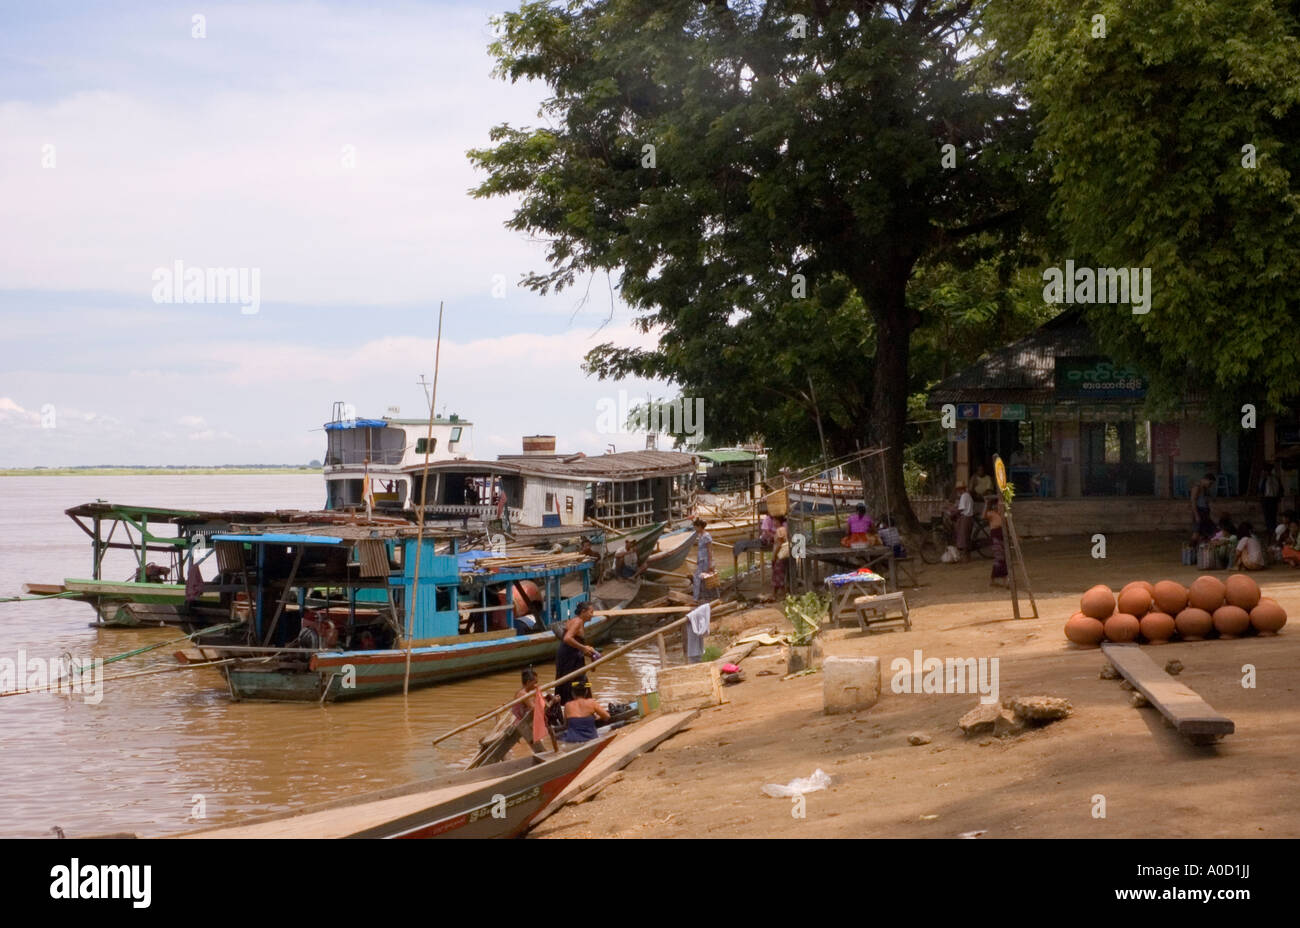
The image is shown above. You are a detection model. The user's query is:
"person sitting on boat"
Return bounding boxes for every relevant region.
[840,503,875,547]
[559,680,609,743]
[615,539,639,579]
[555,601,599,704]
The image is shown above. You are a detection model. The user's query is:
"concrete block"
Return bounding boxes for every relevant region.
[658,662,725,712]
[822,655,881,715]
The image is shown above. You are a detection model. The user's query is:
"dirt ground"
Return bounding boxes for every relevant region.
[533,532,1300,838]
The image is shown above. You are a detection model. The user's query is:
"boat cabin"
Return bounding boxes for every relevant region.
[407,450,698,536]
[323,404,474,511]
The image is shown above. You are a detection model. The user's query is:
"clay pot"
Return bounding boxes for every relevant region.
[1139,611,1176,644]
[1103,612,1140,643]
[1249,598,1288,635]
[1188,575,1226,613]
[1224,574,1261,611]
[1152,580,1188,615]
[1175,607,1214,640]
[1117,586,1152,618]
[1080,585,1116,620]
[1064,612,1106,647]
[1122,580,1156,598]
[1212,605,1251,638]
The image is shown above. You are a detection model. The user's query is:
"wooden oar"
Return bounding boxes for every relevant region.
[431,611,696,746]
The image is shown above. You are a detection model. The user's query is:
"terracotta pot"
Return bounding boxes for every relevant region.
[1188,575,1226,612]
[1064,612,1106,647]
[1175,607,1214,640]
[1223,574,1261,611]
[1122,580,1156,598]
[1212,605,1251,638]
[1249,598,1288,636]
[1080,585,1116,620]
[1103,612,1140,643]
[1117,586,1152,618]
[1152,580,1188,615]
[1139,611,1175,644]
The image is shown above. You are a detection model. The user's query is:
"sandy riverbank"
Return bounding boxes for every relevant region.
[533,532,1300,838]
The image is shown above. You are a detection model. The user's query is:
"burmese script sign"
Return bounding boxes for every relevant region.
[1054,357,1147,399]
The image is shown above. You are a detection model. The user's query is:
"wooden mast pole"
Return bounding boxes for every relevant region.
[405,301,445,696]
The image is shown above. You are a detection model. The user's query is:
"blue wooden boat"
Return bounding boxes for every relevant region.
[197,530,626,702]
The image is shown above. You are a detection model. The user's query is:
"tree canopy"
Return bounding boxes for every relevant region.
[470,0,1040,528]
[988,0,1300,422]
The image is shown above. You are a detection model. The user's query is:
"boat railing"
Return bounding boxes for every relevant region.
[324,449,407,467]
[419,504,523,522]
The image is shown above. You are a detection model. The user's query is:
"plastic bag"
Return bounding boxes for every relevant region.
[762,769,832,798]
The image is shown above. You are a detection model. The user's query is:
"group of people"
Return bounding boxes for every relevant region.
[506,599,610,752]
[951,467,1009,586]
[1189,465,1297,571]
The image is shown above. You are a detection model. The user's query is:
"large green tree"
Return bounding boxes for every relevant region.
[470,0,1038,528]
[988,0,1300,422]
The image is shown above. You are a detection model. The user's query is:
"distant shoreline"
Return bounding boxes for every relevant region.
[0,467,319,476]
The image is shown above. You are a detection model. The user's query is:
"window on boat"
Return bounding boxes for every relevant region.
[545,492,555,511]
[450,427,462,445]
[416,437,437,455]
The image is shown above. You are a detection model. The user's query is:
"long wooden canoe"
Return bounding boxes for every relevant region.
[180,736,615,839]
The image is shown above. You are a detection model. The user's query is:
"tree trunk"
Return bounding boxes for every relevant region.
[862,271,921,534]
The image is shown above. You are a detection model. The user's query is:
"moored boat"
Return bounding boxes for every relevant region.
[178,736,614,838]
[192,526,630,702]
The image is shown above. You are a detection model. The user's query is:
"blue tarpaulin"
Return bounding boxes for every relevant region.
[323,419,388,430]
[211,533,344,545]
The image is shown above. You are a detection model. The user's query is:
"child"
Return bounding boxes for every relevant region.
[1233,522,1265,571]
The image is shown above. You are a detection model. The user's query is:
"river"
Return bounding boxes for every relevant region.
[0,475,672,837]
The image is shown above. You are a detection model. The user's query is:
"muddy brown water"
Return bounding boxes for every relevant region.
[0,476,676,837]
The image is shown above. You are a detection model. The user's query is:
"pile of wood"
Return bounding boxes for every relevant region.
[463,551,593,573]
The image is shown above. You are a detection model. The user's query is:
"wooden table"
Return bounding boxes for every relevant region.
[804,544,897,592]
[823,568,888,626]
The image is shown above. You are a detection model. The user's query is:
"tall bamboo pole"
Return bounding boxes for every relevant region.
[405,302,445,696]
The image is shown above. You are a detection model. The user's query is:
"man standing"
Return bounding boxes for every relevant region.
[1259,462,1283,534]
[955,483,975,562]
[1191,473,1216,538]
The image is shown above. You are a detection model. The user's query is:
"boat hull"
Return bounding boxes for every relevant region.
[184,736,613,839]
[222,614,619,702]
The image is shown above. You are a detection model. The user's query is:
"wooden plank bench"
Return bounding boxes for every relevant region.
[852,591,910,632]
[1101,643,1234,742]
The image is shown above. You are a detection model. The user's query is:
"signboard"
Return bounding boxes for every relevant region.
[1054,357,1147,399]
[993,455,1008,492]
[957,403,1027,420]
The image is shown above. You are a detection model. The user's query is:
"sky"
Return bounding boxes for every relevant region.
[0,0,672,466]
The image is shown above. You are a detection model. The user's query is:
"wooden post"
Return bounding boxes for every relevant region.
[657,632,668,666]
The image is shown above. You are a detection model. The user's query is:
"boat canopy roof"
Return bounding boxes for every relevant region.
[324,419,390,430]
[404,449,698,482]
[211,533,344,546]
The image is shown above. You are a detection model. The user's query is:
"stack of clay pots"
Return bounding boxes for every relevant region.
[1064,576,1287,648]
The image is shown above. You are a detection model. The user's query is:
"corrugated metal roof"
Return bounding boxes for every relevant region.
[927,313,1100,406]
[697,449,764,465]
[405,450,698,481]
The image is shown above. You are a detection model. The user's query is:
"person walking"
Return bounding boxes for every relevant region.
[772,515,791,598]
[690,517,714,602]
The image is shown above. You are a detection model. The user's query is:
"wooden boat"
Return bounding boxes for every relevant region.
[197,530,630,702]
[180,736,614,839]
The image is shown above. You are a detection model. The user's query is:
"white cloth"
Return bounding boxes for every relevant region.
[684,602,711,662]
[958,492,975,517]
[1237,535,1263,567]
